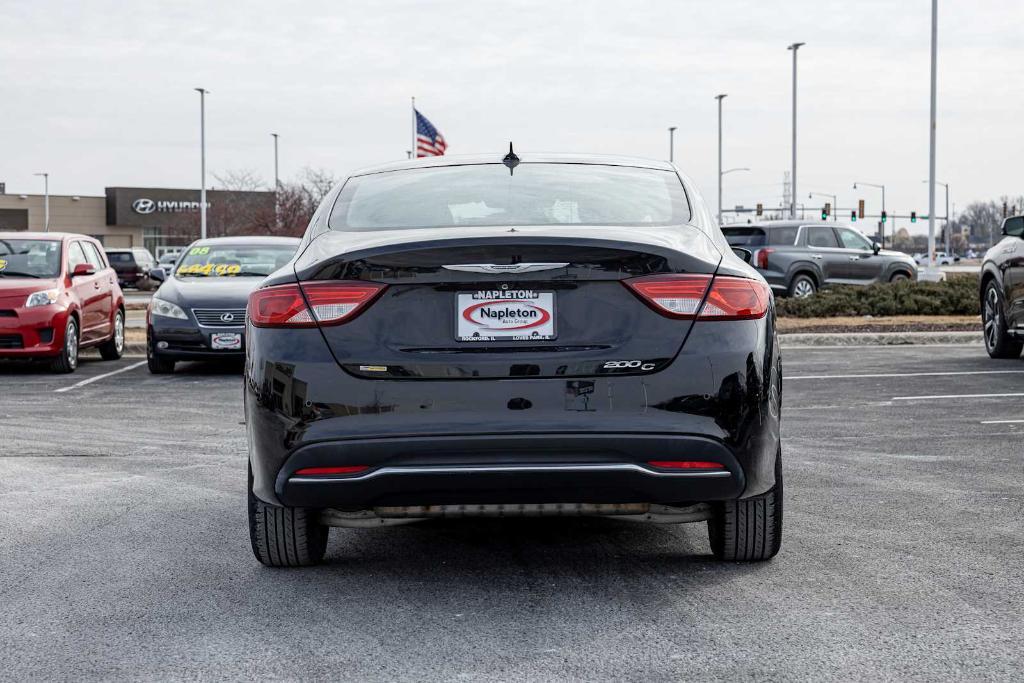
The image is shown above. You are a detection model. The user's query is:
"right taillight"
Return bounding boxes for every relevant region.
[625,274,769,321]
[756,247,774,270]
[248,281,386,328]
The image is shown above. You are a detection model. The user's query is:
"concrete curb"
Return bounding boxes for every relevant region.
[780,331,982,347]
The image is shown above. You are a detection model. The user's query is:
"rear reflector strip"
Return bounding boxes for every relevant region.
[293,466,370,476]
[647,460,725,470]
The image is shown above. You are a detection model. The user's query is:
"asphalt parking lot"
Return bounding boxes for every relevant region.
[1,345,1022,680]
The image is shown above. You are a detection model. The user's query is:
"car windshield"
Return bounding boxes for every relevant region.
[328,163,691,231]
[0,239,62,278]
[174,244,297,278]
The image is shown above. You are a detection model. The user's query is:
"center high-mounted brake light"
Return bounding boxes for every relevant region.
[624,274,770,321]
[248,282,386,328]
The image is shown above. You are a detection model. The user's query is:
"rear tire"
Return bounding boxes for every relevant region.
[248,466,328,567]
[890,272,910,283]
[50,318,79,374]
[787,273,816,298]
[99,310,125,361]
[708,450,783,561]
[983,280,1023,359]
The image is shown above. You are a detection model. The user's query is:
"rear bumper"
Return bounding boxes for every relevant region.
[149,321,245,362]
[275,433,745,508]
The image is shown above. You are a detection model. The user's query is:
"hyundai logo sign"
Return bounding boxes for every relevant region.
[131,197,209,214]
[132,198,156,214]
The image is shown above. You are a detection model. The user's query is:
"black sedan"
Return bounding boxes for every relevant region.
[980,214,1024,358]
[147,236,300,373]
[245,153,782,566]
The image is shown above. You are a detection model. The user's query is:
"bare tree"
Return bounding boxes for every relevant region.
[213,169,267,191]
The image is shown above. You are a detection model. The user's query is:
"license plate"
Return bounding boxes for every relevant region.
[210,332,242,350]
[456,290,556,342]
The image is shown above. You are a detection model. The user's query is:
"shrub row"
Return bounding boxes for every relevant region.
[775,274,980,318]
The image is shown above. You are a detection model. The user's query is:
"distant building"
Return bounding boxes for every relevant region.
[0,185,274,257]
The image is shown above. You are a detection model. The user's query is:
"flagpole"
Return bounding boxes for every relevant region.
[411,96,416,159]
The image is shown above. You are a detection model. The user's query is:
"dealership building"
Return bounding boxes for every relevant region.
[0,185,275,257]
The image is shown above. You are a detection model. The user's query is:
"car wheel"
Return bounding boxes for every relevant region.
[50,318,79,373]
[99,310,125,360]
[248,465,328,567]
[890,272,910,283]
[787,274,816,299]
[708,447,783,561]
[146,335,176,374]
[983,281,1023,359]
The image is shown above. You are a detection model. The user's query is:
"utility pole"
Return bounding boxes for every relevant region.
[715,94,727,225]
[668,126,677,163]
[787,42,805,218]
[271,133,279,190]
[33,172,49,232]
[195,88,209,240]
[925,0,939,276]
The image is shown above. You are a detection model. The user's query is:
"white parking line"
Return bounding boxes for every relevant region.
[980,419,1024,424]
[788,370,1024,380]
[892,392,1024,401]
[54,361,147,393]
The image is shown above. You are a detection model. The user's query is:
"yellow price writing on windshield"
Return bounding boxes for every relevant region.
[188,246,210,256]
[177,263,242,276]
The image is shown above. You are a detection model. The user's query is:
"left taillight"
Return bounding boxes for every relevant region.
[624,274,770,321]
[248,281,386,328]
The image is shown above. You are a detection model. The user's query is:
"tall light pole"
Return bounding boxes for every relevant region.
[715,94,727,225]
[668,126,677,163]
[33,172,49,232]
[808,192,837,221]
[922,180,950,253]
[787,43,804,219]
[195,88,208,240]
[853,182,885,244]
[926,0,939,274]
[271,133,280,190]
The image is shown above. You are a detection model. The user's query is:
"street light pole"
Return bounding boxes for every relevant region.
[195,88,208,240]
[33,172,49,232]
[271,133,279,190]
[926,0,938,273]
[808,192,837,221]
[787,43,804,219]
[715,94,727,225]
[668,126,677,163]
[853,182,885,244]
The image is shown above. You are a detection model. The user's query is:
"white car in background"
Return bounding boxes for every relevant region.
[914,251,961,266]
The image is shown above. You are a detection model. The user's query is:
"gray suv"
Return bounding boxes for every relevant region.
[722,221,918,297]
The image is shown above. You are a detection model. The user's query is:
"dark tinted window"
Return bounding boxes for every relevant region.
[807,226,839,248]
[106,251,135,263]
[721,227,766,247]
[768,227,799,245]
[329,163,691,231]
[1005,217,1024,238]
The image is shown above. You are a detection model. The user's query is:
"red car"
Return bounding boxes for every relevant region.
[0,232,125,372]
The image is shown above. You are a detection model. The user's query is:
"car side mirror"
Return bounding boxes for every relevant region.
[872,242,881,255]
[149,267,166,283]
[71,263,95,277]
[731,247,753,264]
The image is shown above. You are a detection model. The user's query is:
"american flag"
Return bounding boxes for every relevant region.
[415,109,447,157]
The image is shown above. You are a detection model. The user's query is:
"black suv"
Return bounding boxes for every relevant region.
[105,247,157,289]
[980,215,1024,358]
[722,221,918,297]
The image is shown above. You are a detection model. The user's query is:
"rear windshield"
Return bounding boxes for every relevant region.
[721,227,766,247]
[106,252,135,263]
[328,163,691,231]
[175,244,297,278]
[0,239,62,278]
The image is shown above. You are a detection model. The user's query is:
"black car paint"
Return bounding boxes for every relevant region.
[981,215,1024,336]
[245,180,780,511]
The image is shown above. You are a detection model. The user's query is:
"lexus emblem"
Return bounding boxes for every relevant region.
[220,312,236,323]
[132,198,156,215]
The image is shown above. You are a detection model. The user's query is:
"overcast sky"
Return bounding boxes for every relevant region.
[3,0,1022,232]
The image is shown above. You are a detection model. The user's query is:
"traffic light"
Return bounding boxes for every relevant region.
[911,211,917,223]
[756,203,763,217]
[850,210,857,222]
[821,203,830,220]
[881,210,887,224]
[858,199,865,219]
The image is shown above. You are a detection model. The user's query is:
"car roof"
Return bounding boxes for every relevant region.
[189,236,301,246]
[0,232,90,242]
[349,152,677,177]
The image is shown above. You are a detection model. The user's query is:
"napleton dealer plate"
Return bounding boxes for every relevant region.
[456,290,556,342]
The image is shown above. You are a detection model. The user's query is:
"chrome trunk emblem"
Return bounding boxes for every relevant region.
[441,263,569,274]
